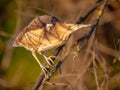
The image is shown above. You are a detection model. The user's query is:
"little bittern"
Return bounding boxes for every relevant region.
[13,15,90,78]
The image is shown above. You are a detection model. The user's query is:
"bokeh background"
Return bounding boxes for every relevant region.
[0,0,120,90]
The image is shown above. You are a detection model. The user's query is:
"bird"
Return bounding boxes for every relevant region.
[13,15,90,78]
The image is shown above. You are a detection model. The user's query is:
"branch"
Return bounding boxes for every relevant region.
[33,0,109,90]
[76,0,103,24]
[77,0,108,43]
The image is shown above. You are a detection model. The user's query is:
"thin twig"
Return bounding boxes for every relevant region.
[93,38,100,90]
[76,0,103,24]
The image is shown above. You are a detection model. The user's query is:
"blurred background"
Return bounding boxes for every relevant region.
[0,0,120,90]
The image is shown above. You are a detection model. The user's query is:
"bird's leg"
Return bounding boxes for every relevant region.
[38,52,56,66]
[47,55,56,64]
[32,52,50,79]
[43,55,57,66]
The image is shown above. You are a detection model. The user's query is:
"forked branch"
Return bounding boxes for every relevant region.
[33,0,108,90]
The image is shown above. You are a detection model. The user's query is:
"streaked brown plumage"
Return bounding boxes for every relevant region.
[13,15,90,78]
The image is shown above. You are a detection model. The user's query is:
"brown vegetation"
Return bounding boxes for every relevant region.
[0,0,120,90]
